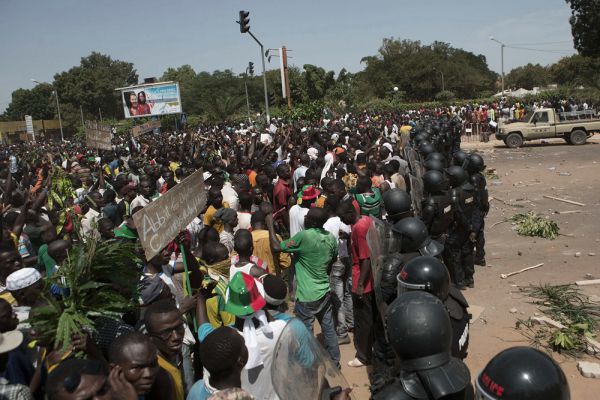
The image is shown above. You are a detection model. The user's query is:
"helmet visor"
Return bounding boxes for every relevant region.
[397,277,428,297]
[474,372,498,400]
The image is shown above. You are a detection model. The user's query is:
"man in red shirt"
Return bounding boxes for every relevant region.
[272,163,291,231]
[338,201,375,368]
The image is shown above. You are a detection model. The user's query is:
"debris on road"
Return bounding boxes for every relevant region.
[510,308,518,314]
[508,212,560,239]
[500,263,544,279]
[578,361,600,379]
[543,195,585,207]
[516,284,600,357]
[553,210,582,215]
[575,279,600,287]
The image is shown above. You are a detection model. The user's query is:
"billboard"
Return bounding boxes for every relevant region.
[120,82,181,119]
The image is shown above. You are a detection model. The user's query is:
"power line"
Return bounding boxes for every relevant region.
[504,45,574,54]
[506,40,572,46]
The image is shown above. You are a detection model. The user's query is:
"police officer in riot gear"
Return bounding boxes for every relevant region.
[476,347,570,399]
[444,165,476,289]
[383,189,413,223]
[392,217,444,258]
[423,158,445,172]
[372,291,473,400]
[465,153,489,266]
[397,256,470,359]
[452,150,468,168]
[421,170,454,241]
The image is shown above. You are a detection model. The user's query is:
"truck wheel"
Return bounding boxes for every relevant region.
[505,133,523,148]
[569,130,587,145]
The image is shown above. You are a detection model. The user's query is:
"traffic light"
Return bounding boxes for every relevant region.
[269,92,276,106]
[248,62,254,76]
[239,10,250,33]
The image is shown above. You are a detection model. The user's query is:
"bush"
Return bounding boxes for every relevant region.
[435,90,456,101]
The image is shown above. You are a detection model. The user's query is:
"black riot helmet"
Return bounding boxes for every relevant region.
[426,152,446,164]
[412,133,428,146]
[391,217,443,256]
[423,158,444,172]
[419,142,436,157]
[466,153,486,173]
[387,292,451,365]
[422,170,448,194]
[383,189,413,222]
[476,347,570,400]
[446,166,469,188]
[386,292,471,399]
[397,256,450,300]
[452,150,468,167]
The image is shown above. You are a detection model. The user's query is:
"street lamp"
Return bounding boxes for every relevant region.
[489,36,505,94]
[31,79,64,142]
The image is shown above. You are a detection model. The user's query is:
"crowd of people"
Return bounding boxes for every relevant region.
[0,110,571,400]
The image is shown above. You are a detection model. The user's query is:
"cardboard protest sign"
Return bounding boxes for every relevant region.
[85,121,113,150]
[133,168,207,260]
[132,120,161,138]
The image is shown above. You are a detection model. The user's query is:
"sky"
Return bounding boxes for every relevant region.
[0,0,577,113]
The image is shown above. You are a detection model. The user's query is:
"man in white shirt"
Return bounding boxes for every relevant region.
[293,154,310,192]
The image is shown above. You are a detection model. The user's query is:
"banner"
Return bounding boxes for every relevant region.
[133,168,207,260]
[85,121,112,150]
[132,120,161,138]
[120,82,181,119]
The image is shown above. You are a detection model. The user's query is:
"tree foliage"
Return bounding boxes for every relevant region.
[53,52,138,126]
[549,55,600,90]
[2,83,56,121]
[505,63,551,90]
[566,0,600,57]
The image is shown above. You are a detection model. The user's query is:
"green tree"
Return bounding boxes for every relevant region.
[53,52,138,126]
[2,83,56,121]
[550,55,600,90]
[161,65,199,114]
[566,0,600,57]
[505,63,551,89]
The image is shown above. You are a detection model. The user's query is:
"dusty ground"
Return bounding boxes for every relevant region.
[338,135,600,399]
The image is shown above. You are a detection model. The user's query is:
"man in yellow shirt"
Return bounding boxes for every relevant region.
[144,300,186,400]
[250,211,291,276]
[203,187,229,234]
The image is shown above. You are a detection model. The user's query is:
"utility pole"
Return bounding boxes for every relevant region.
[490,36,505,94]
[99,108,103,124]
[282,46,292,110]
[238,11,270,123]
[54,91,64,142]
[80,105,85,128]
[244,62,254,124]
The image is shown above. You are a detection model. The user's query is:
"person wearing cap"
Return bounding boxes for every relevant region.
[0,327,32,400]
[288,186,320,238]
[196,272,286,400]
[5,268,42,309]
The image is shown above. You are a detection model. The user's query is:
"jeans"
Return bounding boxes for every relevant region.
[352,292,375,364]
[294,292,341,364]
[330,258,354,337]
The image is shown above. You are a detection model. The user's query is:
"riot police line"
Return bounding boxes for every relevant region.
[273,115,571,400]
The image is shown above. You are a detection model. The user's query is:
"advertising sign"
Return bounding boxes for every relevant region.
[120,82,181,119]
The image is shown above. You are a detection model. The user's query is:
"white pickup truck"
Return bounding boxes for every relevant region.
[495,108,600,148]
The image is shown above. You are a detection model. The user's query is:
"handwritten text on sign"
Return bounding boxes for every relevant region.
[132,120,161,138]
[133,168,207,260]
[85,121,113,150]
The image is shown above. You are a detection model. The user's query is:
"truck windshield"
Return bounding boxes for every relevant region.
[524,111,535,122]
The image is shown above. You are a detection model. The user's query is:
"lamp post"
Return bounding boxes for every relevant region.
[489,36,505,94]
[31,79,64,141]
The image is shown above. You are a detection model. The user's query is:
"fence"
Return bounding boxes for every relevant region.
[461,122,492,143]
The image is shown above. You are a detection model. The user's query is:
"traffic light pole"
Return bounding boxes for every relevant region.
[247,31,270,123]
[244,72,251,124]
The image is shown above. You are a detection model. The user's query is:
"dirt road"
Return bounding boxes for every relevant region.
[339,137,600,399]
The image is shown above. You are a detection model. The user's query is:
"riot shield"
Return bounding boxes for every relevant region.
[409,174,424,217]
[271,318,355,400]
[367,216,389,315]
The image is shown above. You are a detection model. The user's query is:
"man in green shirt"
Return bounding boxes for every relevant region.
[264,205,341,366]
